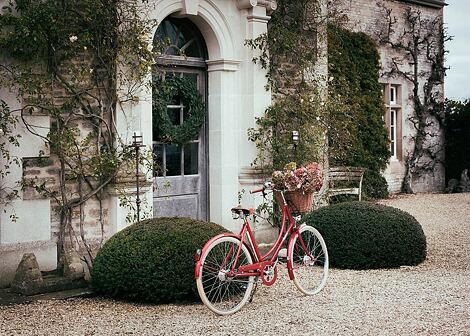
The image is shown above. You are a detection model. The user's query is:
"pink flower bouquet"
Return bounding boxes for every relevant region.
[272,162,323,193]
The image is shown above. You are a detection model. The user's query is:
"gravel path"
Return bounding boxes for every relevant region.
[1,193,469,335]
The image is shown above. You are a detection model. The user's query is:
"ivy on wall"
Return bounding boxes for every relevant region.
[246,0,328,172]
[328,25,390,199]
[376,2,447,193]
[247,1,389,199]
[0,0,156,268]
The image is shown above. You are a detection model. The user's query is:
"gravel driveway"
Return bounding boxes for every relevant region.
[1,193,469,335]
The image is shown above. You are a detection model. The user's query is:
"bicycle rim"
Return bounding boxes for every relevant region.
[289,225,329,295]
[196,236,254,315]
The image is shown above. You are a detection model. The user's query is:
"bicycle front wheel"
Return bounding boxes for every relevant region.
[288,225,329,295]
[196,236,255,315]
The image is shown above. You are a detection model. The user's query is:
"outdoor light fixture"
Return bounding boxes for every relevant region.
[132,131,143,147]
[131,131,146,222]
[292,131,300,146]
[292,130,300,163]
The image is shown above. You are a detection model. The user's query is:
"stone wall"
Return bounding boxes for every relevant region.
[0,46,119,287]
[340,0,445,193]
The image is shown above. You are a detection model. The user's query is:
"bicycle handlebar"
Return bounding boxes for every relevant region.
[249,187,264,194]
[250,182,274,194]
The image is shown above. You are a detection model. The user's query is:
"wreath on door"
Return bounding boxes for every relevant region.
[152,76,206,144]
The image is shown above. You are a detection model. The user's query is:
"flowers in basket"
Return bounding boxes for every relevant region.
[272,162,323,194]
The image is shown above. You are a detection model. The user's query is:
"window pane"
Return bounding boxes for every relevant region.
[390,86,397,104]
[185,40,203,58]
[153,144,164,177]
[184,142,199,175]
[167,107,181,125]
[183,73,198,85]
[154,18,206,59]
[182,105,201,141]
[166,144,182,176]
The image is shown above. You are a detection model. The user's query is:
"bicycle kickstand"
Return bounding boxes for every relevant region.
[249,276,260,303]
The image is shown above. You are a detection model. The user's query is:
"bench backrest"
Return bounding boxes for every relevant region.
[328,166,366,201]
[329,166,366,182]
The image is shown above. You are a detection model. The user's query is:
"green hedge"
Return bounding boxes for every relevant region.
[305,202,426,269]
[91,217,227,302]
[328,25,390,198]
[362,170,389,199]
[445,99,470,182]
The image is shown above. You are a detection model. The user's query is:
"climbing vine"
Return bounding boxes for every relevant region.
[0,0,157,268]
[246,0,331,173]
[0,100,20,213]
[376,1,448,193]
[247,0,389,199]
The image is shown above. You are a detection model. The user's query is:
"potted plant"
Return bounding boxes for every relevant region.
[272,162,323,212]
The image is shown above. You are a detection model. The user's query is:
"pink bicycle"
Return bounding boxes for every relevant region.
[195,182,329,315]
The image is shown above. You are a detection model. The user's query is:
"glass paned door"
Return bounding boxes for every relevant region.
[153,70,208,220]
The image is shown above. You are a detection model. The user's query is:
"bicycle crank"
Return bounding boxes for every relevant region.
[261,264,278,286]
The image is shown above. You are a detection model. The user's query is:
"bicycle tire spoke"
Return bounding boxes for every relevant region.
[197,237,254,315]
[289,226,329,295]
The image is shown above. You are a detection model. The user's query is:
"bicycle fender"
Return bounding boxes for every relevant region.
[194,233,241,279]
[286,223,306,280]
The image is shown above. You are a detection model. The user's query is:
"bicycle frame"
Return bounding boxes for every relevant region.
[195,190,305,282]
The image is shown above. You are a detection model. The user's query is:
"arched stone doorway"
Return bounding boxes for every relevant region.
[112,1,275,234]
[152,17,209,220]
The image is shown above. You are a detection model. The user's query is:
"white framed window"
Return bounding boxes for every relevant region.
[390,86,397,105]
[382,83,402,160]
[390,109,397,158]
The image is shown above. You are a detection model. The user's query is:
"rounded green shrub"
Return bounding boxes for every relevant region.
[305,202,426,269]
[91,217,227,302]
[362,170,389,199]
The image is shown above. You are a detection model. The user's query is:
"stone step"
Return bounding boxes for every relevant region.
[41,273,88,293]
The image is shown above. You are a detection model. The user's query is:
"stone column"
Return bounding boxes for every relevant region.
[237,2,278,244]
[207,60,241,233]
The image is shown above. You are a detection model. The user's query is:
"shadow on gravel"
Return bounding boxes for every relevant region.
[0,287,95,306]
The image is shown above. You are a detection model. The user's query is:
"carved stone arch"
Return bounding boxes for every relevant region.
[124,0,274,231]
[149,0,236,60]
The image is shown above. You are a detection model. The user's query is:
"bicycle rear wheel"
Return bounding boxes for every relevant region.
[288,225,329,295]
[196,236,254,315]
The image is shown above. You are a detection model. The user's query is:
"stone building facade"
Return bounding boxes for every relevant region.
[342,0,446,193]
[0,0,446,287]
[0,0,276,287]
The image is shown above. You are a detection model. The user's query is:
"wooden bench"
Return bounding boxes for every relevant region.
[328,166,366,201]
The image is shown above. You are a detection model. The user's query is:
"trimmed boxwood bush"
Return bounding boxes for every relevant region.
[91,217,227,302]
[305,202,426,269]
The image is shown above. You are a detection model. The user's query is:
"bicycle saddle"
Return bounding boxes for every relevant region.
[230,207,254,215]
